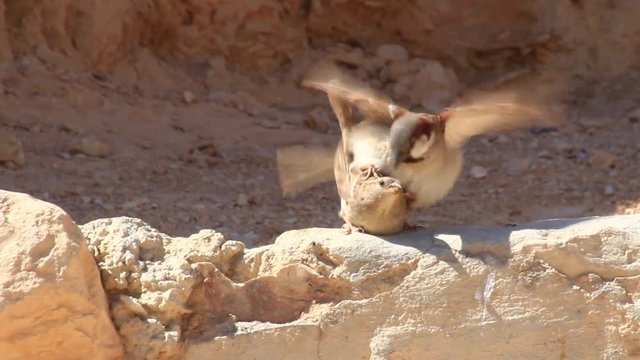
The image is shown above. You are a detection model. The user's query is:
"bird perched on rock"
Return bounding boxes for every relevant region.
[339,173,408,234]
[276,89,411,235]
[328,91,410,234]
[300,63,564,210]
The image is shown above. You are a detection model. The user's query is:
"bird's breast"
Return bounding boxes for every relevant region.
[394,148,464,209]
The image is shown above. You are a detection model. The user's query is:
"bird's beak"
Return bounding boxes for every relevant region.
[387,182,403,193]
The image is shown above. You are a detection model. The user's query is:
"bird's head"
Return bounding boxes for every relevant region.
[388,108,450,167]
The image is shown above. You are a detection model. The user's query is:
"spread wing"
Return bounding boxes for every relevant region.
[443,74,567,149]
[302,61,409,124]
[333,139,352,201]
[276,144,335,197]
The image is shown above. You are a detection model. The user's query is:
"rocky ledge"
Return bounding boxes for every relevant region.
[0,190,639,359]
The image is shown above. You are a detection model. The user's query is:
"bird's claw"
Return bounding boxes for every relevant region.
[360,165,383,180]
[403,223,423,231]
[341,222,365,235]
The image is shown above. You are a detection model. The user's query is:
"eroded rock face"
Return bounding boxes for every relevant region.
[183,215,640,360]
[0,190,123,360]
[2,189,636,359]
[1,0,640,80]
[80,217,247,360]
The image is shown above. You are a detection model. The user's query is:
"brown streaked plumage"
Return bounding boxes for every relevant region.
[298,62,565,210]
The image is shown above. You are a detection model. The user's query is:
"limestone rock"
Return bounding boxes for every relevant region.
[0,190,123,360]
[80,217,246,360]
[184,215,640,360]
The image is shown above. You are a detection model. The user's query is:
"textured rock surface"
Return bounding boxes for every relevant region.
[0,191,123,360]
[80,217,247,360]
[1,0,640,79]
[183,215,640,360]
[1,190,637,359]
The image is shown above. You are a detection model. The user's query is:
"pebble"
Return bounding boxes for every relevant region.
[236,193,249,207]
[72,136,112,158]
[470,165,488,179]
[588,150,617,170]
[183,90,196,104]
[0,131,25,167]
[604,185,615,196]
[376,44,409,63]
[625,108,640,123]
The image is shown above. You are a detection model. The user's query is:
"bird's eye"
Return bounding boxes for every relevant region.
[379,179,385,187]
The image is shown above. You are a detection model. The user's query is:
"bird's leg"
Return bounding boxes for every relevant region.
[403,223,424,231]
[341,221,365,235]
[359,164,383,180]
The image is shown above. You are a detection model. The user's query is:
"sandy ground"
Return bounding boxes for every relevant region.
[1,62,639,246]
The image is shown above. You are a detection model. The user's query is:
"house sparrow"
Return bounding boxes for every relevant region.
[298,62,564,210]
[276,87,410,235]
[329,92,410,235]
[339,172,408,235]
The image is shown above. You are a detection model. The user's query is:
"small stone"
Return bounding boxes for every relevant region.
[470,165,488,179]
[304,108,331,134]
[376,44,409,63]
[183,91,196,104]
[625,108,640,123]
[236,193,249,207]
[72,136,112,158]
[0,131,25,168]
[604,185,614,196]
[588,150,617,170]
